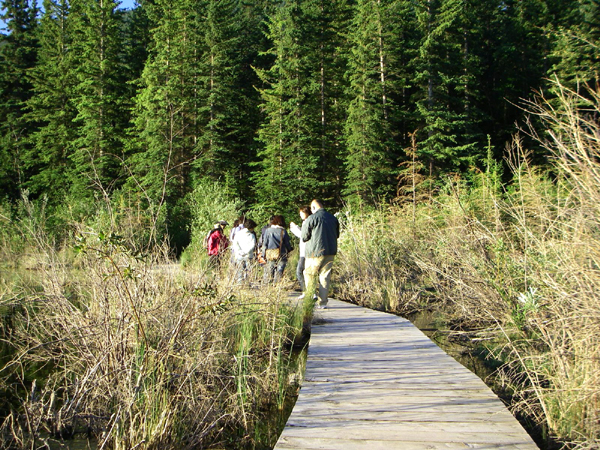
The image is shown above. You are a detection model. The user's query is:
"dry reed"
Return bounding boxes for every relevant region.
[0,210,302,449]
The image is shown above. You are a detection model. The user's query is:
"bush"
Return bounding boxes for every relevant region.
[180,180,244,267]
[0,224,302,449]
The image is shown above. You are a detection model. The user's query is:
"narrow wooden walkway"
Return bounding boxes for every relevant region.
[275,299,538,449]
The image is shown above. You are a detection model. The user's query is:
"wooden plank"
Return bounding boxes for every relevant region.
[276,437,536,450]
[279,426,534,444]
[279,409,519,423]
[274,299,538,449]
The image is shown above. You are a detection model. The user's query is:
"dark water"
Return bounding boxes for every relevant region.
[235,345,307,450]
[408,309,497,382]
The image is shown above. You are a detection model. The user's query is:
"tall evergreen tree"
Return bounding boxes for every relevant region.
[471,0,514,153]
[22,0,77,204]
[550,0,599,90]
[69,0,128,198]
[127,0,204,203]
[227,0,273,199]
[191,0,259,196]
[484,0,556,154]
[0,0,38,200]
[119,3,152,113]
[253,0,322,212]
[412,0,484,176]
[343,0,395,204]
[299,0,351,204]
[385,0,420,147]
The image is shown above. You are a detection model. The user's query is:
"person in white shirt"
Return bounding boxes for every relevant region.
[289,205,311,298]
[232,218,257,284]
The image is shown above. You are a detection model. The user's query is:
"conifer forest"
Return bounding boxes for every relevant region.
[1,0,597,248]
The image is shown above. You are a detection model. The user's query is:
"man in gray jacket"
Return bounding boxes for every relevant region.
[301,198,340,310]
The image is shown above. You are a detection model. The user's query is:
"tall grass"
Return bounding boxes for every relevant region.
[336,82,600,448]
[0,201,303,449]
[336,205,427,313]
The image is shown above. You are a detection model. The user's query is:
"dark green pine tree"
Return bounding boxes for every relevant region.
[0,0,38,201]
[253,0,322,212]
[447,0,487,160]
[477,0,575,163]
[126,0,203,204]
[299,0,352,205]
[119,3,152,116]
[385,0,420,148]
[550,0,600,90]
[22,0,77,204]
[468,0,515,155]
[228,0,273,200]
[484,0,556,153]
[412,0,483,176]
[68,0,128,199]
[192,0,257,197]
[343,0,395,204]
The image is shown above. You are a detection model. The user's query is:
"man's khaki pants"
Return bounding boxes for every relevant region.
[303,255,335,308]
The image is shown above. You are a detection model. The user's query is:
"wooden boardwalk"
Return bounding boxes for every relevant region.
[275,299,538,449]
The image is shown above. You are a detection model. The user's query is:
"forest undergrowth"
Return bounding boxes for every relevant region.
[0,198,304,449]
[336,83,600,449]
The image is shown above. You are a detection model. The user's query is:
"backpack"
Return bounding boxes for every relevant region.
[203,228,219,249]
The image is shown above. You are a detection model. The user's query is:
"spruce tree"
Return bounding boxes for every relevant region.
[22,0,77,204]
[191,0,259,197]
[119,3,152,115]
[412,0,484,176]
[385,0,420,148]
[299,0,351,204]
[228,0,272,199]
[126,0,204,205]
[0,0,38,200]
[69,0,128,199]
[550,0,599,90]
[253,0,322,212]
[343,0,395,204]
[485,0,555,151]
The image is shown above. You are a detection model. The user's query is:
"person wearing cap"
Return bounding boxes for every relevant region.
[207,220,229,269]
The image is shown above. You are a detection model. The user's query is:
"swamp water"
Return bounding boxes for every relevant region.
[407,309,497,383]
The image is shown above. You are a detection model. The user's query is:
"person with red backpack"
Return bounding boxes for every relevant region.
[207,220,229,269]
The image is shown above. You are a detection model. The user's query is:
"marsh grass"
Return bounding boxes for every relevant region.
[0,206,303,449]
[336,83,600,448]
[336,206,427,314]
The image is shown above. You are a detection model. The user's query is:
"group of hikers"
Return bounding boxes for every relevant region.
[204,199,340,310]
